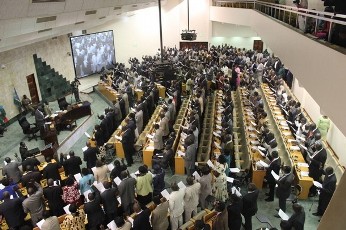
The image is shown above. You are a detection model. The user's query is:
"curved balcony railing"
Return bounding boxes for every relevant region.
[214,0,346,50]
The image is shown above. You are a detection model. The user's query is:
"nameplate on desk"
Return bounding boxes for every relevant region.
[300,171,309,177]
[297,162,309,168]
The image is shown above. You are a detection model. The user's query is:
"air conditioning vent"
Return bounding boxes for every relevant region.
[114,7,121,10]
[75,21,85,25]
[38,28,52,33]
[85,10,97,15]
[82,30,87,34]
[99,16,106,19]
[32,0,65,3]
[36,16,57,23]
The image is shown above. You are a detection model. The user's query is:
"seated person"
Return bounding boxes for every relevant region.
[0,178,20,200]
[152,144,174,169]
[21,95,35,114]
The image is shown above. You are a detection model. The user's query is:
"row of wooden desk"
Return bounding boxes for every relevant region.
[261,83,313,199]
[174,97,192,175]
[237,88,268,189]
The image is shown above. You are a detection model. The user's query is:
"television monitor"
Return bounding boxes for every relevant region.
[70,30,115,78]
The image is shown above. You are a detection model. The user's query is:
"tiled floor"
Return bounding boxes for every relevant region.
[0,85,320,229]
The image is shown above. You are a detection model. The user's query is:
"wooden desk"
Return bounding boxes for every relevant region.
[98,81,119,102]
[156,84,166,98]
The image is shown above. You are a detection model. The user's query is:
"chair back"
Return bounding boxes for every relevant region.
[18,116,30,133]
[58,97,68,110]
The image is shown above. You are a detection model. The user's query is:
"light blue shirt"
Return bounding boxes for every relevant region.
[79,174,94,194]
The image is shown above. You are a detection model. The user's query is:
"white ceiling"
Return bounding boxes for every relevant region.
[0,0,164,52]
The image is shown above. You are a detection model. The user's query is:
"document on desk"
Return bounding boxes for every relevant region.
[258,160,269,168]
[278,209,289,221]
[301,171,310,177]
[161,189,170,200]
[177,150,185,157]
[290,146,300,151]
[299,144,308,151]
[213,131,221,137]
[313,181,323,188]
[114,135,122,141]
[258,146,266,151]
[271,171,280,181]
[178,181,186,189]
[146,134,154,139]
[114,177,122,186]
[74,173,82,182]
[258,149,266,157]
[297,162,309,168]
[107,220,117,230]
[250,140,260,145]
[146,145,155,150]
[214,141,221,149]
[193,171,201,180]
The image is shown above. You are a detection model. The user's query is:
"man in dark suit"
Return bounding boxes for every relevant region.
[265,151,281,202]
[21,165,42,188]
[83,141,98,169]
[132,202,152,230]
[308,143,327,196]
[0,191,26,229]
[121,126,134,167]
[242,183,259,230]
[313,167,337,216]
[84,192,106,229]
[275,166,294,214]
[22,154,40,172]
[59,151,82,176]
[281,203,305,230]
[42,157,61,181]
[118,171,137,215]
[228,194,243,230]
[213,201,228,230]
[43,178,65,216]
[101,181,119,222]
[183,139,196,176]
[35,106,45,137]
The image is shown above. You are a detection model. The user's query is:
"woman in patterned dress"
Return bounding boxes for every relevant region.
[61,204,86,230]
[212,163,229,202]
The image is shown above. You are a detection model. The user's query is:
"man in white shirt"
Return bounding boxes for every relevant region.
[169,183,185,230]
[184,177,201,221]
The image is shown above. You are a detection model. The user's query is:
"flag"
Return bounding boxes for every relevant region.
[13,88,21,108]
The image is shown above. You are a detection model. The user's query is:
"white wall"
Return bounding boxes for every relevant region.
[0,35,75,120]
[211,22,272,52]
[292,78,346,166]
[88,0,211,65]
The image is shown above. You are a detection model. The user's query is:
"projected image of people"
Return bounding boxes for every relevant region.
[70,31,115,78]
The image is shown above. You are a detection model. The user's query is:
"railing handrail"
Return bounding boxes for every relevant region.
[214,0,346,22]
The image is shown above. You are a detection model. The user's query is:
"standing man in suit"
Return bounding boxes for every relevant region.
[228,194,243,230]
[42,157,61,181]
[159,112,170,139]
[101,181,119,222]
[21,165,42,188]
[184,176,201,221]
[151,196,169,230]
[0,191,26,229]
[132,202,152,230]
[23,181,45,226]
[43,178,65,217]
[307,143,327,197]
[169,182,185,230]
[60,151,82,176]
[313,167,337,217]
[183,139,196,176]
[275,166,294,214]
[83,140,98,169]
[121,125,134,167]
[2,157,22,184]
[35,106,45,136]
[281,203,305,230]
[265,151,281,202]
[84,192,106,229]
[153,124,164,152]
[135,106,144,134]
[118,171,137,215]
[242,183,259,230]
[199,166,213,209]
[213,201,229,230]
